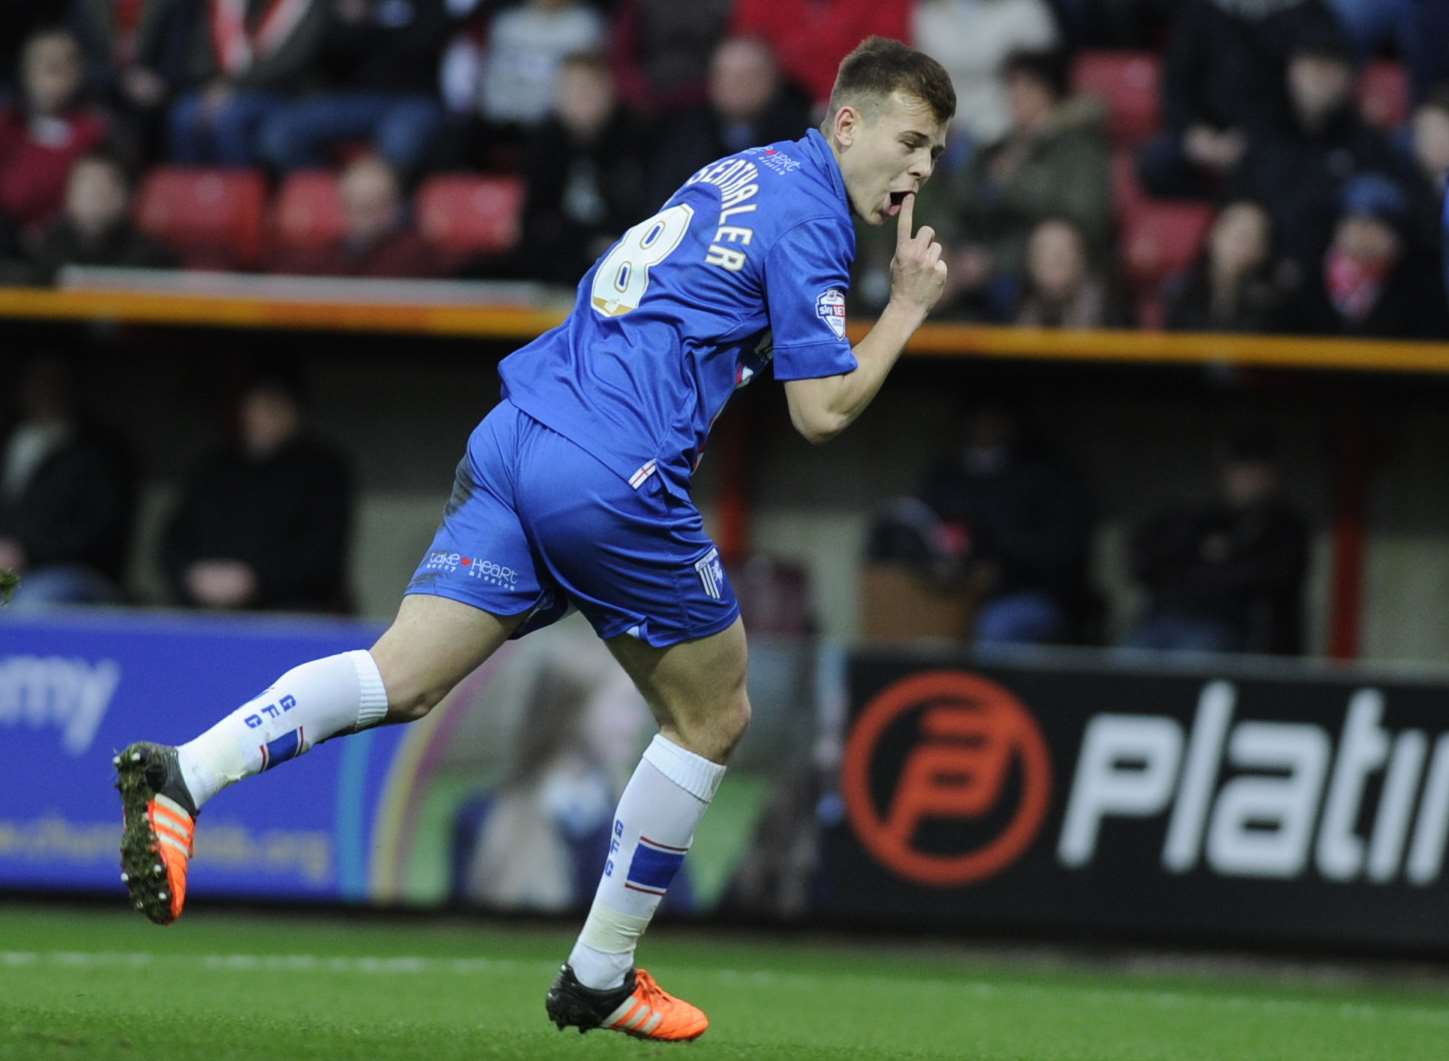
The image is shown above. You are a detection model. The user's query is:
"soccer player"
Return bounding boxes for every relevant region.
[115,36,953,1041]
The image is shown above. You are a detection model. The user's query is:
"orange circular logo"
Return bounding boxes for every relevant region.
[842,670,1052,887]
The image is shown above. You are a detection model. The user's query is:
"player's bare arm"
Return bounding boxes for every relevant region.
[786,190,947,443]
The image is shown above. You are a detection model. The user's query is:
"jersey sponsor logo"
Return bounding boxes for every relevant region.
[816,288,847,339]
[424,551,518,587]
[755,146,801,175]
[842,671,1053,887]
[694,548,726,601]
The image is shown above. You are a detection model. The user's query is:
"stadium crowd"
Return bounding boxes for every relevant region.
[0,0,1446,333]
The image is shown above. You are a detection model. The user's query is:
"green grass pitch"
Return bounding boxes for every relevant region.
[2,903,1447,1060]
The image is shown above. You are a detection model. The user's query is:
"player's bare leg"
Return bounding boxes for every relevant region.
[116,593,520,924]
[546,617,750,1041]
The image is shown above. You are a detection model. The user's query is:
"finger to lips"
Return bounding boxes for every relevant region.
[896,192,915,246]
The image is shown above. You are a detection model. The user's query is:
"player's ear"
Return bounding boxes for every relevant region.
[831,103,859,149]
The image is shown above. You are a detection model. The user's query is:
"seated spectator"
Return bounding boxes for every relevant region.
[1013,216,1131,328]
[1229,25,1410,275]
[1123,429,1308,655]
[926,48,1111,320]
[732,0,911,106]
[516,53,649,285]
[269,155,438,277]
[0,28,109,231]
[441,0,605,143]
[0,353,136,609]
[1408,90,1449,197]
[16,150,176,284]
[913,0,1059,149]
[1138,0,1339,199]
[1164,200,1283,333]
[50,2,206,164]
[1281,173,1449,338]
[161,368,354,612]
[166,0,328,167]
[648,36,811,205]
[258,0,448,178]
[609,0,733,117]
[865,400,1097,647]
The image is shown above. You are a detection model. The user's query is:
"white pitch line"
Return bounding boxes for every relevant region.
[3,951,1448,1028]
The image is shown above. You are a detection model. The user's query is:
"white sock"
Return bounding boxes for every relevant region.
[567,734,726,989]
[176,650,389,810]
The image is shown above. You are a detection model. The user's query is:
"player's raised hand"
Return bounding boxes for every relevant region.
[889,193,948,318]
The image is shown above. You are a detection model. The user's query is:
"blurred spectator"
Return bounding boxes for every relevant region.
[1164,200,1283,332]
[166,0,328,167]
[866,401,1097,647]
[161,368,353,612]
[648,37,811,205]
[1138,0,1340,199]
[1407,90,1449,197]
[517,53,648,285]
[257,0,448,177]
[96,0,205,161]
[1014,216,1131,327]
[441,0,604,138]
[0,28,109,231]
[926,48,1111,319]
[269,155,438,277]
[1123,429,1308,655]
[1281,172,1449,339]
[10,149,175,284]
[609,0,732,117]
[913,0,1059,147]
[0,354,135,609]
[731,0,911,106]
[1229,26,1409,274]
[1327,0,1449,102]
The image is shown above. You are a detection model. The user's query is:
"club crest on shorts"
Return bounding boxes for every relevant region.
[694,548,726,600]
[816,288,846,339]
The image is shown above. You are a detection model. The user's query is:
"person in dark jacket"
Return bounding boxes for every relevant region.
[1137,0,1339,199]
[161,368,354,612]
[257,0,448,177]
[14,150,175,284]
[1228,25,1416,276]
[515,52,650,285]
[909,401,1097,646]
[647,36,811,207]
[1165,199,1283,333]
[0,353,136,608]
[1123,429,1309,655]
[1281,172,1449,339]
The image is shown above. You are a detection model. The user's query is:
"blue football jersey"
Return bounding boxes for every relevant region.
[498,128,858,495]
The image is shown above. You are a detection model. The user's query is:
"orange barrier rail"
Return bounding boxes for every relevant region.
[4,285,1449,374]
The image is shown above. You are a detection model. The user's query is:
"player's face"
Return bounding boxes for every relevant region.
[834,91,947,226]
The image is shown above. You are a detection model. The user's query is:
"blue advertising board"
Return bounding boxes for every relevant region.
[0,609,398,901]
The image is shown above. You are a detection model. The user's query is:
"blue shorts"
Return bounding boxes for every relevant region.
[405,401,739,648]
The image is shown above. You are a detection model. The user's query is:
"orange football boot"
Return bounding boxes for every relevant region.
[546,964,709,1041]
[114,742,198,925]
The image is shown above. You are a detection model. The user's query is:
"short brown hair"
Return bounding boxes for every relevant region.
[825,37,955,126]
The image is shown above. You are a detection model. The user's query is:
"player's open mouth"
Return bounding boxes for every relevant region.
[886,190,909,217]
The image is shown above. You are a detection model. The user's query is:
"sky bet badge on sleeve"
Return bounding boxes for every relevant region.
[816,289,847,339]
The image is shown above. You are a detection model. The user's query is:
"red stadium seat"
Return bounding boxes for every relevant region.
[416,175,524,265]
[272,171,346,253]
[135,168,267,270]
[1122,199,1214,297]
[1072,51,1162,148]
[1358,61,1410,131]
